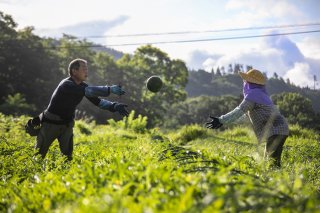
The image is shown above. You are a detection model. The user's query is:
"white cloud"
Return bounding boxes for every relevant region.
[203,47,289,77]
[296,36,320,59]
[186,50,221,70]
[283,63,315,88]
[226,0,304,20]
[0,0,28,4]
[203,58,217,69]
[35,17,129,40]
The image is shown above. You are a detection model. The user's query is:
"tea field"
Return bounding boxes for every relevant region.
[0,112,319,212]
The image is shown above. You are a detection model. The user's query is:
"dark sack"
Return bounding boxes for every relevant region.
[25,116,41,136]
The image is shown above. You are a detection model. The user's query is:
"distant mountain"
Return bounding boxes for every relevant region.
[186,70,320,112]
[45,35,125,60]
[91,46,124,60]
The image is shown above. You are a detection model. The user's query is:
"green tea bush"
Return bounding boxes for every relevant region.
[289,124,320,140]
[108,110,148,133]
[171,124,209,145]
[1,114,319,212]
[75,120,93,135]
[219,126,255,143]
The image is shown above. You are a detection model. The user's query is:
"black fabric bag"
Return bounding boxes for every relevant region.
[25,115,42,136]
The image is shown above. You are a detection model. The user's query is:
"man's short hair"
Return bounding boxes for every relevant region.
[68,58,87,76]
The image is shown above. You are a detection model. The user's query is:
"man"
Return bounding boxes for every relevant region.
[36,58,129,160]
[206,69,289,168]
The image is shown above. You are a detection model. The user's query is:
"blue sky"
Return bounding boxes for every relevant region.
[1,0,320,88]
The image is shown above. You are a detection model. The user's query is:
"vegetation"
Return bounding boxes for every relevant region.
[164,95,242,128]
[272,92,320,130]
[0,113,319,212]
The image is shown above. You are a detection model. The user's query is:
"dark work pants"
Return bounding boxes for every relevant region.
[36,121,74,160]
[265,135,288,167]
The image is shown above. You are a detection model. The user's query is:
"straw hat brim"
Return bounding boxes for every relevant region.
[239,72,266,85]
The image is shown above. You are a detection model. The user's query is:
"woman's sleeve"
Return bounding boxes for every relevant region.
[219,106,245,124]
[219,100,254,124]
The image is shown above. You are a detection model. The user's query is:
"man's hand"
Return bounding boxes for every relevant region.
[206,116,223,129]
[114,103,129,116]
[110,85,125,96]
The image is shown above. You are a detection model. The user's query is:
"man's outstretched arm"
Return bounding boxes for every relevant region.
[85,85,125,97]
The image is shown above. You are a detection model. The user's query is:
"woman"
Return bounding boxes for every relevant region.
[206,69,289,167]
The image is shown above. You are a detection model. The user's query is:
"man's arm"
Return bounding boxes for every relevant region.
[85,86,110,97]
[98,99,129,116]
[85,84,129,116]
[85,85,125,98]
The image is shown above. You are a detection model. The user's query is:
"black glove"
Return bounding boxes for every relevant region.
[113,103,129,116]
[206,116,223,129]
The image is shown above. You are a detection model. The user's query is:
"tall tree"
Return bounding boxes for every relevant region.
[271,92,315,128]
[117,45,188,126]
[228,64,233,74]
[216,67,222,76]
[0,12,19,100]
[0,12,62,114]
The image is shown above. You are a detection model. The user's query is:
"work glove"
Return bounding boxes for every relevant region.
[206,116,223,129]
[110,85,125,96]
[113,103,129,116]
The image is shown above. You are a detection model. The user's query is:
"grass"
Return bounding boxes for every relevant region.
[0,113,319,212]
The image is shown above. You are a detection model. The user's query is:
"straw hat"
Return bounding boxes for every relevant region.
[239,69,266,85]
